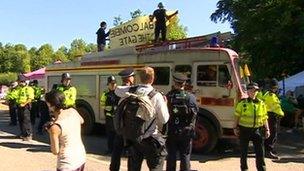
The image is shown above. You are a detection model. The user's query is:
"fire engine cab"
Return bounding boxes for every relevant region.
[45,33,247,153]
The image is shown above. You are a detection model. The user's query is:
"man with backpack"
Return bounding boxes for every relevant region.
[114,66,169,171]
[166,73,198,171]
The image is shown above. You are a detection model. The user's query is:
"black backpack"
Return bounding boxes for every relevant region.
[114,86,158,144]
[167,90,195,135]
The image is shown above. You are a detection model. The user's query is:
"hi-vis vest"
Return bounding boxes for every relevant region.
[6,88,19,102]
[262,91,284,117]
[100,90,119,117]
[16,86,34,105]
[234,98,268,128]
[56,85,77,108]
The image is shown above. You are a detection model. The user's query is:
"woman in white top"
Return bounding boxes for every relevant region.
[45,90,86,171]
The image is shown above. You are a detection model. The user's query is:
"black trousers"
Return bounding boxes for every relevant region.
[110,135,124,171]
[130,136,166,171]
[18,106,32,137]
[30,100,40,125]
[105,116,116,152]
[37,101,50,132]
[239,126,266,171]
[155,23,167,42]
[264,112,278,153]
[9,102,17,125]
[166,135,192,171]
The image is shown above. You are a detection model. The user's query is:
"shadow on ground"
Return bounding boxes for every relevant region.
[1,108,304,163]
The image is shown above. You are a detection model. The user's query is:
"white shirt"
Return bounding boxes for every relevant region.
[55,108,86,170]
[115,84,169,134]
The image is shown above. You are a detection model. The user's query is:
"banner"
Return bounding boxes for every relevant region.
[109,11,177,49]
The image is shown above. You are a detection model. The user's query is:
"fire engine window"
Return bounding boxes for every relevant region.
[197,65,217,86]
[174,65,192,80]
[153,66,170,85]
[218,65,230,87]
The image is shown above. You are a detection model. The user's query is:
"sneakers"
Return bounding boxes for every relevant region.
[265,151,279,159]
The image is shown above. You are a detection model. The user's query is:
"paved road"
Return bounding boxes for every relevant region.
[0,103,303,171]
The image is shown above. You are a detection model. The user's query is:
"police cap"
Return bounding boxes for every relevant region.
[118,68,135,78]
[61,73,71,80]
[247,82,259,90]
[107,75,116,84]
[270,78,278,88]
[173,73,188,83]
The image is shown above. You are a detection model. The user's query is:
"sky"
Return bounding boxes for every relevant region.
[0,0,232,50]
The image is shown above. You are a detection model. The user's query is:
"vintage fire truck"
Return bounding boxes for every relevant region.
[45,34,247,153]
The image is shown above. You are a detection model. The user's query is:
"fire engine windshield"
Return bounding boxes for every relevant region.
[233,58,246,92]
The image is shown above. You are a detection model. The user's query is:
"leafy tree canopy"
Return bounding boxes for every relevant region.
[211,0,304,79]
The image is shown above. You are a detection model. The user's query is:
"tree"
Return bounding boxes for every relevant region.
[167,17,187,40]
[31,44,54,70]
[68,39,87,60]
[211,0,304,79]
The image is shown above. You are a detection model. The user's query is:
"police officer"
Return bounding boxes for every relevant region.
[110,68,135,171]
[100,76,120,154]
[263,79,284,159]
[234,82,270,171]
[166,73,198,171]
[6,81,19,126]
[118,68,135,86]
[56,73,77,108]
[16,75,35,141]
[29,80,43,126]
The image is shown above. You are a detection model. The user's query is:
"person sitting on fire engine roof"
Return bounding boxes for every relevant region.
[56,73,77,108]
[150,2,178,42]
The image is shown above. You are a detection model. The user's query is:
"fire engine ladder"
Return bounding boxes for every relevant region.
[135,32,232,54]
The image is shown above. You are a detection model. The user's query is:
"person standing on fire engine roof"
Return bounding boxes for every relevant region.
[16,74,35,141]
[96,21,110,52]
[234,82,270,171]
[110,68,135,171]
[263,78,284,160]
[150,2,178,42]
[100,76,120,154]
[166,73,198,171]
[56,73,77,108]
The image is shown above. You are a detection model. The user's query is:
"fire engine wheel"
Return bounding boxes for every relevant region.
[77,105,94,135]
[192,118,218,153]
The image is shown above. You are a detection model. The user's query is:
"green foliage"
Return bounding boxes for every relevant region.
[167,17,187,40]
[0,39,97,74]
[68,39,87,59]
[211,0,304,79]
[0,72,17,85]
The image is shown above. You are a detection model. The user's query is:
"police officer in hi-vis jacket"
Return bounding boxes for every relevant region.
[234,82,270,171]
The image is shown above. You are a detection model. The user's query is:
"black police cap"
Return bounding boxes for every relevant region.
[107,75,116,84]
[118,68,135,78]
[247,82,259,90]
[173,73,188,83]
[61,73,71,80]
